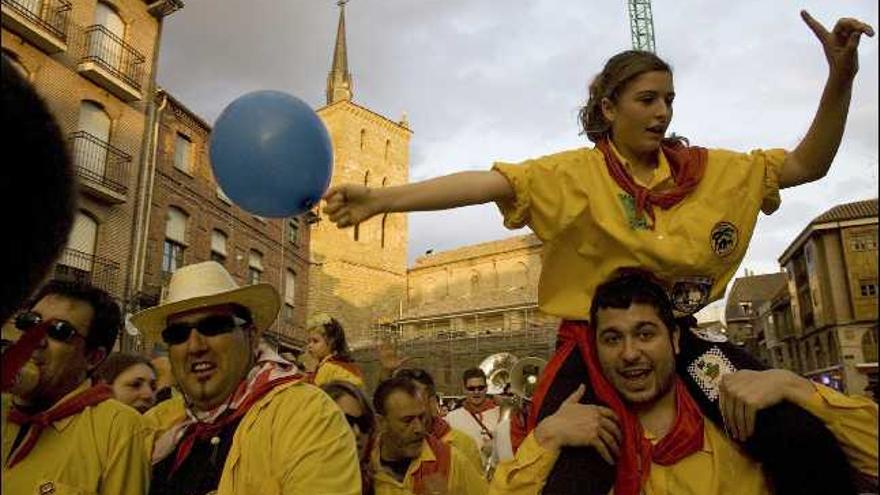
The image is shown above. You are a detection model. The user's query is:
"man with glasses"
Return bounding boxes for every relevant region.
[394,367,483,470]
[135,261,360,494]
[445,367,501,471]
[2,280,151,494]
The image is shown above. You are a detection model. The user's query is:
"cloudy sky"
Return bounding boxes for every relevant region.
[157,0,878,319]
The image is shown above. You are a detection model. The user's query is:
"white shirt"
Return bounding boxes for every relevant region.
[445,405,500,469]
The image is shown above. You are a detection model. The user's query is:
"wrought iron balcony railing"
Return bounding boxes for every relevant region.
[69,130,131,196]
[54,248,120,295]
[81,24,145,91]
[1,0,71,41]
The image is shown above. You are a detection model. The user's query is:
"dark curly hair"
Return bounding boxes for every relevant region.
[311,316,353,361]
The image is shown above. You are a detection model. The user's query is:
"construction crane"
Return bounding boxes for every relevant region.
[627,0,657,53]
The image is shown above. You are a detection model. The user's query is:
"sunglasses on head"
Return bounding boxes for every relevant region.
[345,413,372,433]
[161,314,249,345]
[15,311,85,343]
[466,385,486,392]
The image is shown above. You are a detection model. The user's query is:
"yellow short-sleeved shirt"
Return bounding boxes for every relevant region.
[488,385,878,495]
[314,356,365,388]
[371,439,488,495]
[493,143,786,319]
[2,382,151,495]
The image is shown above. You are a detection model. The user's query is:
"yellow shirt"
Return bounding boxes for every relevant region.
[2,382,151,495]
[372,438,489,495]
[489,385,878,494]
[443,425,483,471]
[314,356,365,388]
[493,144,786,319]
[145,380,361,495]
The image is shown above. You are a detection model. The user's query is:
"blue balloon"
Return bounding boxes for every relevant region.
[209,90,333,218]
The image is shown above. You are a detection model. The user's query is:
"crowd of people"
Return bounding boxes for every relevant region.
[2,9,878,495]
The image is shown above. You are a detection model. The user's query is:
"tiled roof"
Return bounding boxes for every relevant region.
[812,199,878,224]
[725,273,788,321]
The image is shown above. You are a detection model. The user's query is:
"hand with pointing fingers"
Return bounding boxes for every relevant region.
[534,385,622,465]
[801,10,874,81]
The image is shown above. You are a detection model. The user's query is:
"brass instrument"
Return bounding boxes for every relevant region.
[478,353,547,480]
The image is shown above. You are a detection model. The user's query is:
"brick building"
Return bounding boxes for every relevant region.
[777,199,878,395]
[132,93,312,354]
[306,3,411,349]
[2,0,181,346]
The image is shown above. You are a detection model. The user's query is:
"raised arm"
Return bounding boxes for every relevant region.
[323,170,514,228]
[779,11,874,189]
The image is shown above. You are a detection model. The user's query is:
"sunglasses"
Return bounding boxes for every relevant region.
[345,413,372,433]
[15,311,85,343]
[161,314,249,345]
[465,385,487,392]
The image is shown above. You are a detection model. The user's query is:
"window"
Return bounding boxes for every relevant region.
[283,270,296,320]
[384,139,391,161]
[92,2,125,69]
[211,230,227,264]
[76,101,112,181]
[248,250,263,285]
[359,129,366,150]
[860,281,878,297]
[163,207,188,277]
[174,133,193,173]
[287,219,300,245]
[739,302,753,316]
[852,234,878,251]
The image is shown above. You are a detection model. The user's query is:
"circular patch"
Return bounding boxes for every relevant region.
[671,277,713,315]
[710,221,739,257]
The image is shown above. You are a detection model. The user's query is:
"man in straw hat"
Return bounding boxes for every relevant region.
[136,261,361,494]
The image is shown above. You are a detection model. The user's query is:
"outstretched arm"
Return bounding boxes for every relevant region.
[323,170,514,228]
[779,11,874,189]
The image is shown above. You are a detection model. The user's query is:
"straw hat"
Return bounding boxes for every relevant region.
[130,261,279,341]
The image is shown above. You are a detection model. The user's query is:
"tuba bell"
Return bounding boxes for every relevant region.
[478,352,518,395]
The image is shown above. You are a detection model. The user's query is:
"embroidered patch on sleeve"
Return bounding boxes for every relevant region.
[710,221,739,257]
[686,347,737,401]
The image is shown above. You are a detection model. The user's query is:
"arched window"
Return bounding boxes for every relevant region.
[248,250,263,284]
[384,139,391,162]
[91,2,125,70]
[283,270,296,320]
[380,214,388,249]
[470,270,481,295]
[76,101,112,181]
[354,171,371,242]
[59,211,99,276]
[163,207,188,278]
[210,229,227,264]
[359,129,366,150]
[863,328,878,363]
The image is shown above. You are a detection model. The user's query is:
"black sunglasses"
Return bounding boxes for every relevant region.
[345,413,372,433]
[465,385,487,392]
[161,314,249,345]
[15,311,85,343]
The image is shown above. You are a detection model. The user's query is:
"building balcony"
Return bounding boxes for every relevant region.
[54,248,120,296]
[1,0,70,54]
[69,131,131,203]
[77,25,144,101]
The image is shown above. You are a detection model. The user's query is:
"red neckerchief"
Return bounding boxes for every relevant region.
[597,138,707,228]
[509,407,529,455]
[6,383,114,468]
[168,372,301,476]
[1,321,50,391]
[411,435,452,495]
[430,416,452,439]
[529,320,704,495]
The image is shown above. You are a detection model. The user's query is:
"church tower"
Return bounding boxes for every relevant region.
[309,1,411,348]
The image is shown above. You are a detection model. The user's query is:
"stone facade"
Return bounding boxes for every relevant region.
[137,94,311,354]
[2,0,178,348]
[777,199,878,396]
[307,101,411,349]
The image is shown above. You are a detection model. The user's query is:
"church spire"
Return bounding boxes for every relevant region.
[326,0,353,104]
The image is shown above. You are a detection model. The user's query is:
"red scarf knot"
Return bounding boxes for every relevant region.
[6,383,114,468]
[597,138,707,229]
